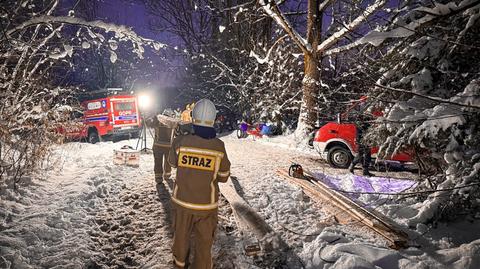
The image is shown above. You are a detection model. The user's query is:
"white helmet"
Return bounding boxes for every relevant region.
[192,99,216,127]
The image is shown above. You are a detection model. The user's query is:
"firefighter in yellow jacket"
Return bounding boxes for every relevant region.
[151,115,174,183]
[180,103,193,122]
[168,99,230,268]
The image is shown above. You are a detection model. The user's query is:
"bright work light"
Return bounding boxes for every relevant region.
[138,94,151,110]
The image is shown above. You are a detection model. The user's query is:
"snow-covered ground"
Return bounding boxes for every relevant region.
[0,138,174,269]
[1,133,479,269]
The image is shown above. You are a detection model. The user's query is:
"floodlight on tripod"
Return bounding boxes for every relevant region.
[136,93,152,152]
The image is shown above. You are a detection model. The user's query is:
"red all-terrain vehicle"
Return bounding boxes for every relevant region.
[237,122,264,139]
[61,94,141,143]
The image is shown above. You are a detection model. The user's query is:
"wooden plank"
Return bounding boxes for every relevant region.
[276,169,351,224]
[219,180,269,256]
[303,169,409,240]
[276,168,409,249]
[219,178,305,266]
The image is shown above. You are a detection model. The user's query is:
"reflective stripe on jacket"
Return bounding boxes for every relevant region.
[168,134,231,211]
[154,124,174,148]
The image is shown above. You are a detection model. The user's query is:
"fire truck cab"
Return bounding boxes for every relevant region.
[312,97,413,168]
[82,95,141,143]
[312,122,412,168]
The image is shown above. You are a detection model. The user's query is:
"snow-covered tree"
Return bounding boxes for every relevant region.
[0,0,166,189]
[345,0,480,224]
[145,0,305,127]
[255,0,393,138]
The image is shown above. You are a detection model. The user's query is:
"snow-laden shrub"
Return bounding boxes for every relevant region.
[0,0,166,189]
[363,1,480,224]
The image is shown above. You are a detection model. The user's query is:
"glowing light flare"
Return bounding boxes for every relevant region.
[138,94,151,110]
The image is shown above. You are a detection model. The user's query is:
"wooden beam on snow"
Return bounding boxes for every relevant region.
[276,168,409,249]
[219,178,304,266]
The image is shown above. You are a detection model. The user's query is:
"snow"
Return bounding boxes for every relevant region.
[49,44,73,59]
[301,234,480,269]
[219,25,226,33]
[408,105,465,142]
[1,134,480,268]
[109,50,117,63]
[7,15,167,59]
[325,0,480,55]
[0,138,175,268]
[317,0,387,52]
[81,41,90,49]
[451,79,480,107]
[108,39,118,51]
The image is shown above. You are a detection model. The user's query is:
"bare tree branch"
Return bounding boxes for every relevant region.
[317,0,387,53]
[374,83,480,110]
[258,0,310,53]
[324,0,480,56]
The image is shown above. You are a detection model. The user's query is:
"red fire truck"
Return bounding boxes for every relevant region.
[312,122,413,168]
[63,94,141,143]
[312,97,414,169]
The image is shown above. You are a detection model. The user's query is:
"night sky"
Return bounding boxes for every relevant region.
[61,0,183,110]
[59,0,402,111]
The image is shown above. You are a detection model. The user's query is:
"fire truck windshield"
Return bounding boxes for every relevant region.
[114,102,134,111]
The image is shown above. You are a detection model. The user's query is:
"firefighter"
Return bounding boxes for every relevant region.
[168,98,230,268]
[152,113,174,183]
[181,104,193,122]
[349,122,374,177]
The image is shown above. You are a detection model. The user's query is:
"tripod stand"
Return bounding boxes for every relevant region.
[136,116,155,152]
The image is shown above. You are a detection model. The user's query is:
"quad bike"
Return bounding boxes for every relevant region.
[237,122,264,139]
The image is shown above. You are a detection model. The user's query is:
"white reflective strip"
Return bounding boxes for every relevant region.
[171,197,218,211]
[210,181,215,204]
[110,98,135,102]
[193,119,214,126]
[110,101,115,125]
[174,257,185,267]
[179,147,224,158]
[113,123,138,127]
[211,155,221,203]
[154,143,171,147]
[217,171,230,177]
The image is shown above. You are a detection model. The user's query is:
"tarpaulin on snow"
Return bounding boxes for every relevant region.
[310,171,417,208]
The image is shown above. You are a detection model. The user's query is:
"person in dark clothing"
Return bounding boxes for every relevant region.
[151,116,174,183]
[349,122,374,177]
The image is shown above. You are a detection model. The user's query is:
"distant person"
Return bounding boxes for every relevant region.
[168,98,230,268]
[181,104,193,123]
[349,121,374,177]
[150,114,174,183]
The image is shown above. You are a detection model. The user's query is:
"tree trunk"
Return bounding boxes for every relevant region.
[295,51,320,138]
[294,0,322,139]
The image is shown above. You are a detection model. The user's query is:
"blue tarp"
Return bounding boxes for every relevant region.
[310,171,417,208]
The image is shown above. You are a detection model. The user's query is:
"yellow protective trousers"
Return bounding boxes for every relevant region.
[153,145,171,181]
[172,206,217,269]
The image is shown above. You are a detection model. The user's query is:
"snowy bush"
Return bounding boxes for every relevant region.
[0,0,166,189]
[360,0,480,224]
